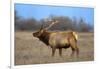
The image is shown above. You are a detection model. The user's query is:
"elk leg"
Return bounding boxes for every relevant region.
[71,46,79,57]
[59,48,62,56]
[71,48,75,57]
[70,38,79,57]
[52,48,56,56]
[76,47,79,57]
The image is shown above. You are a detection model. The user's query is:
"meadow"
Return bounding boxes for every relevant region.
[15,31,94,65]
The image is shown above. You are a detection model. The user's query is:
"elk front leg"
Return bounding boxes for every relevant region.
[59,48,62,56]
[52,48,56,57]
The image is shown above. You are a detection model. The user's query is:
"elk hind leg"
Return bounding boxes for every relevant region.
[71,48,75,57]
[71,46,79,57]
[76,47,79,57]
[70,38,79,57]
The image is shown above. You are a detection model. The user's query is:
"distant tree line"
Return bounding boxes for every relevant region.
[15,10,93,32]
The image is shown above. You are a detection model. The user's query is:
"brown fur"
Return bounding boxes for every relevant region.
[33,29,79,57]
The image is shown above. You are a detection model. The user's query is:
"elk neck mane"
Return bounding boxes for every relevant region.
[38,30,51,46]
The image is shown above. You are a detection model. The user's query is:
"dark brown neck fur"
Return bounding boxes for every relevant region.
[38,31,51,46]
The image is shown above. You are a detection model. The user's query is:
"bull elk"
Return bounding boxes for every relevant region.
[32,19,79,57]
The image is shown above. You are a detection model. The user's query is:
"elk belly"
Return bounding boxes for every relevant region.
[49,32,69,47]
[49,37,69,48]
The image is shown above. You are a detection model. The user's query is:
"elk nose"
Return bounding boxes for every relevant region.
[32,33,35,36]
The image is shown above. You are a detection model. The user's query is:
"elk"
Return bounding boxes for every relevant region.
[32,19,79,57]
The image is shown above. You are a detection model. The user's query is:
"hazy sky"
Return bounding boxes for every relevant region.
[15,3,94,25]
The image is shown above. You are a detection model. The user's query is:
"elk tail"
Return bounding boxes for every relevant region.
[72,32,78,42]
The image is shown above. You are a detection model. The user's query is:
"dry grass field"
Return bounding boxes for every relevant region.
[15,31,94,65]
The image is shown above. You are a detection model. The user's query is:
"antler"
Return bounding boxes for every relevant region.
[40,23,44,30]
[45,20,59,30]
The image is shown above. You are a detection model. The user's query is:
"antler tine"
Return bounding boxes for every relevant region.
[45,20,59,30]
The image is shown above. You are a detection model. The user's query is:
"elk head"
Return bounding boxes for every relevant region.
[33,19,59,38]
[32,24,44,38]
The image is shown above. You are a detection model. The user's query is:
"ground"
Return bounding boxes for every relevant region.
[15,31,94,65]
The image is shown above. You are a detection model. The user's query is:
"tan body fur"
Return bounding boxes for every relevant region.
[49,32,77,48]
[33,19,79,57]
[33,30,79,57]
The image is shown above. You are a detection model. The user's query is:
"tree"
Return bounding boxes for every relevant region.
[14,10,93,32]
[78,18,90,32]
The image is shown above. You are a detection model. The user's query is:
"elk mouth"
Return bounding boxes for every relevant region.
[32,32,38,37]
[32,32,41,38]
